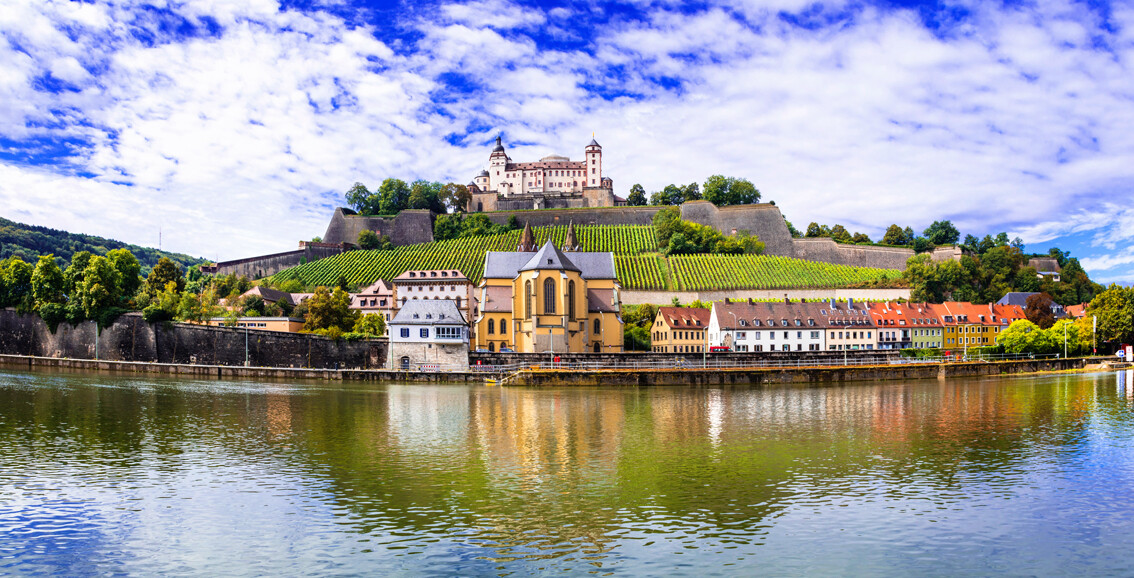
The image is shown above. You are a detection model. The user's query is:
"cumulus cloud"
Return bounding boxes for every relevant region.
[0,0,1132,285]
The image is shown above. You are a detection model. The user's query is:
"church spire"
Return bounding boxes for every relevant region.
[517,221,536,251]
[564,220,580,251]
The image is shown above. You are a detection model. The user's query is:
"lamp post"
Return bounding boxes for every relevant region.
[729,311,737,353]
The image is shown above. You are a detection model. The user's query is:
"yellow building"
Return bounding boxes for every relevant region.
[475,225,623,353]
[651,307,710,353]
[207,317,304,332]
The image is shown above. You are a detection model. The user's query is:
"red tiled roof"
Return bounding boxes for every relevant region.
[657,306,710,329]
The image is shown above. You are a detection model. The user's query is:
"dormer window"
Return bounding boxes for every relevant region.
[409,272,416,278]
[794,319,801,326]
[547,259,553,264]
[821,309,827,315]
[442,272,448,277]
[426,313,432,319]
[753,319,761,326]
[413,313,419,318]
[808,319,815,326]
[739,319,748,326]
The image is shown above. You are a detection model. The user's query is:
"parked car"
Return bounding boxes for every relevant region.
[500,347,515,352]
[709,346,731,353]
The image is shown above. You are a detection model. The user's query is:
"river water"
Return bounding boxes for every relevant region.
[3,369,1134,576]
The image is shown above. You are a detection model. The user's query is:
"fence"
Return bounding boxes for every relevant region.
[463,351,1069,374]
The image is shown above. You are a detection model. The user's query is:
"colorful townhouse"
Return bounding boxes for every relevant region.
[819,299,876,351]
[651,307,711,353]
[708,299,827,352]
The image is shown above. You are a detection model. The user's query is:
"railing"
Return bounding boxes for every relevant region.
[466,352,1069,374]
[390,352,1071,375]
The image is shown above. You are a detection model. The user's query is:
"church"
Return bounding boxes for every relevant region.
[475,223,624,353]
[467,136,623,212]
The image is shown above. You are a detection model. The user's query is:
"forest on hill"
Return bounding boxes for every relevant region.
[0,216,206,274]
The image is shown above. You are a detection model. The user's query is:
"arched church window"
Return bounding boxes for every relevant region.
[543,278,555,314]
[567,281,576,319]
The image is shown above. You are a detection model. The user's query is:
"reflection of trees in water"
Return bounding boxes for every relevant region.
[0,371,1125,566]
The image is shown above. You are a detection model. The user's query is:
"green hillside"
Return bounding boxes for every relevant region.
[0,216,207,274]
[269,225,903,291]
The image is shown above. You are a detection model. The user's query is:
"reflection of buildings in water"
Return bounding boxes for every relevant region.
[384,385,471,453]
[265,389,293,437]
[1120,370,1134,402]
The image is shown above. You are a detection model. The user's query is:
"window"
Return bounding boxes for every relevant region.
[400,328,409,338]
[436,326,461,339]
[500,321,507,335]
[488,319,495,334]
[543,278,556,314]
[420,328,429,338]
[594,318,601,334]
[568,281,576,319]
[525,280,532,317]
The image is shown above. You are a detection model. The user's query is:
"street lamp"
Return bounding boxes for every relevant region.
[729,311,737,353]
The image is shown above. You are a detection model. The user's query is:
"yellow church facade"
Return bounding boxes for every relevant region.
[475,225,623,354]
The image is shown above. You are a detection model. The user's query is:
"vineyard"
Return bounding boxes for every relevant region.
[268,224,903,291]
[668,254,903,291]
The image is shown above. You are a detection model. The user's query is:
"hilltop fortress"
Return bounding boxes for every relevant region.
[204,136,960,278]
[467,136,623,212]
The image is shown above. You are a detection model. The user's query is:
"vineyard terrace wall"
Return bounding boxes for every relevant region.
[201,242,352,279]
[620,287,912,305]
[0,309,386,369]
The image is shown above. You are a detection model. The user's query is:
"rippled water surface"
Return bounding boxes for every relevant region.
[4,369,1134,576]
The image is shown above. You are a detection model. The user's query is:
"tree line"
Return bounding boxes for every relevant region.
[346,180,471,216]
[0,250,386,340]
[626,175,761,207]
[653,207,764,255]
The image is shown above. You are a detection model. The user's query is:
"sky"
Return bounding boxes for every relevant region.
[1,0,1133,283]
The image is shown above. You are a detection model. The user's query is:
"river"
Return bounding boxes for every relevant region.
[2,369,1134,576]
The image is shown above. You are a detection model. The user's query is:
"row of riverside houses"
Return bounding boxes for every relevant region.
[651,299,1031,353]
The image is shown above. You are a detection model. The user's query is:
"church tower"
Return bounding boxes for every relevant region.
[564,221,581,251]
[517,221,537,252]
[489,135,508,192]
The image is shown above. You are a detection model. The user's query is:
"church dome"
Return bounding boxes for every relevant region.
[540,155,569,162]
[492,135,505,153]
[479,170,489,177]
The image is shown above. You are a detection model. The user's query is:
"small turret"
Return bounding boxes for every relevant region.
[517,222,537,252]
[564,221,581,251]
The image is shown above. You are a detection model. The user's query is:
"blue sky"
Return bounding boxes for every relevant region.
[1,0,1133,283]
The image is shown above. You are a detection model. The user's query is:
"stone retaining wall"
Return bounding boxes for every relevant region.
[0,309,386,369]
[621,288,911,305]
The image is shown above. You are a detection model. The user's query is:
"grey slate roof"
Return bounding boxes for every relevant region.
[483,248,616,280]
[519,240,581,273]
[389,300,466,325]
[997,292,1037,307]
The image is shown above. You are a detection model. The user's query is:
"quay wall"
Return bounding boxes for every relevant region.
[507,357,1089,387]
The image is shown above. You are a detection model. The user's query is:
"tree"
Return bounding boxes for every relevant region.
[627,184,647,206]
[377,178,410,214]
[353,313,386,337]
[358,229,381,250]
[408,180,444,212]
[785,221,802,238]
[882,224,908,245]
[997,319,1056,354]
[1048,318,1080,356]
[78,255,121,320]
[440,182,471,212]
[31,255,65,308]
[107,248,142,299]
[0,258,34,310]
[303,286,359,335]
[829,225,852,243]
[852,232,872,244]
[681,182,701,202]
[703,175,760,206]
[911,237,934,254]
[146,257,185,295]
[63,251,93,296]
[1025,292,1056,329]
[652,207,682,247]
[1087,285,1134,346]
[805,222,824,238]
[345,182,374,214]
[922,220,960,245]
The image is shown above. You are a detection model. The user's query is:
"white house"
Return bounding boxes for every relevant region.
[708,300,827,352]
[387,300,469,371]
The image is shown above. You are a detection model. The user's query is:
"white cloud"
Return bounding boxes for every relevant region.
[0,0,1132,282]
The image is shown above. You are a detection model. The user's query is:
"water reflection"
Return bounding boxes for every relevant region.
[2,370,1134,575]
